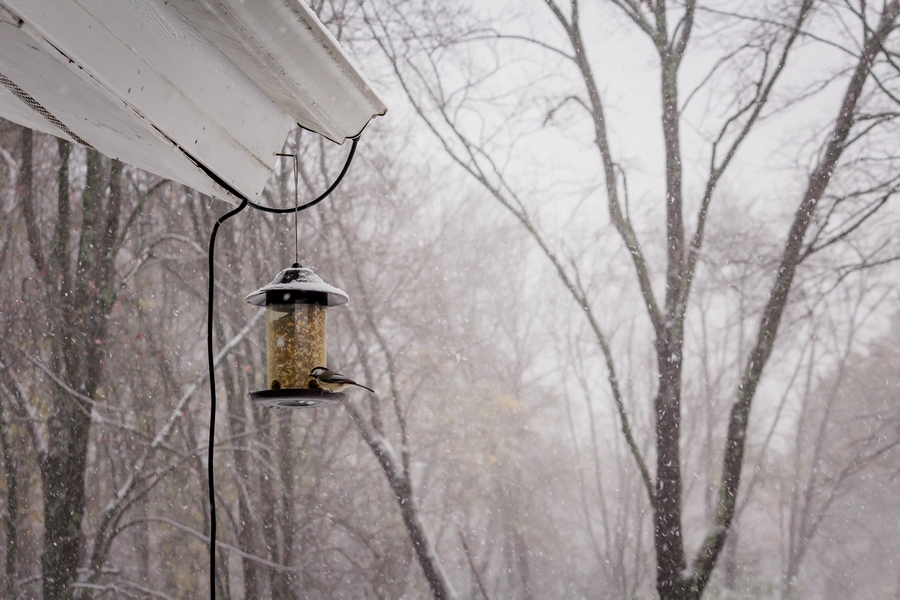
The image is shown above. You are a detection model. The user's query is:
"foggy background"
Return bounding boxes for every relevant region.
[1,0,899,598]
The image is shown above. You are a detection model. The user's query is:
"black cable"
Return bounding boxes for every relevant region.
[207,197,247,599]
[205,136,359,599]
[247,137,358,214]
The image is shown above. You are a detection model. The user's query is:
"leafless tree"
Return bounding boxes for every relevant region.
[2,2,900,598]
[362,0,900,597]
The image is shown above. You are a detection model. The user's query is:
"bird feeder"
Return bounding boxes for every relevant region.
[246,263,348,408]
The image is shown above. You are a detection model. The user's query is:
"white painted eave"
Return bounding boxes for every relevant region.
[0,0,386,204]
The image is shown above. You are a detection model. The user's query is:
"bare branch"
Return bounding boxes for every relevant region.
[672,0,697,61]
[82,309,263,585]
[607,0,658,40]
[571,269,656,507]
[26,356,95,410]
[543,94,591,125]
[689,1,900,589]
[679,0,815,324]
[343,398,457,600]
[557,3,666,339]
[469,30,575,61]
[363,0,658,506]
[800,190,896,261]
[116,516,297,572]
[0,357,49,458]
[459,531,492,600]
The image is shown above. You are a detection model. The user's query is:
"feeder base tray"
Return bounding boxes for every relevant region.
[250,388,346,408]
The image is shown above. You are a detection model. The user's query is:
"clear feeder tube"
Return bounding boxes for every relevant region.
[266,303,326,390]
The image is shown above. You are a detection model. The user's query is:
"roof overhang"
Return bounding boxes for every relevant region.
[0,0,387,204]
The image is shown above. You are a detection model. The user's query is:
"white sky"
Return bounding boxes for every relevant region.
[351,0,900,456]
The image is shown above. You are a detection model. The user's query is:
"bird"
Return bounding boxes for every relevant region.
[309,366,374,394]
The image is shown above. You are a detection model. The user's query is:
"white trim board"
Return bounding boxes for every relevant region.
[0,0,386,204]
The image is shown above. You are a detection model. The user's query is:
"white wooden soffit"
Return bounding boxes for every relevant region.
[0,0,387,204]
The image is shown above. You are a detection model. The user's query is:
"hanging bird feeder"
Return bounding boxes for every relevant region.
[246,263,348,408]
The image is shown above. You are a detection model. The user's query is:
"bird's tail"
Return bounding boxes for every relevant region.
[355,383,375,394]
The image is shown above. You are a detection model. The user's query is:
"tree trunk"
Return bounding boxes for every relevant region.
[724,528,738,591]
[345,403,456,600]
[688,4,900,594]
[20,145,125,600]
[654,356,686,599]
[274,414,297,599]
[0,397,18,599]
[217,315,261,599]
[252,404,280,597]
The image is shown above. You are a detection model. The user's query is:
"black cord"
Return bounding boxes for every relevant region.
[247,137,358,214]
[205,136,358,599]
[207,197,247,599]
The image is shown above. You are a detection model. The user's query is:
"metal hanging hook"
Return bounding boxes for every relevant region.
[294,153,300,265]
[275,150,301,264]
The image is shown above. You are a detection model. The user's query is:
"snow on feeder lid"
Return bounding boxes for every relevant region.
[245,263,349,307]
[246,263,348,408]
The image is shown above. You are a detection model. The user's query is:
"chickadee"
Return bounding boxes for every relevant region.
[309,366,374,394]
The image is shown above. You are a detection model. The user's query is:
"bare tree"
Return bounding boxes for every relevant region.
[13,133,127,599]
[363,0,900,597]
[2,3,900,596]
[774,280,900,598]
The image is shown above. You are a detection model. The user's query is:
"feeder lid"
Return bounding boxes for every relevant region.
[245,264,348,307]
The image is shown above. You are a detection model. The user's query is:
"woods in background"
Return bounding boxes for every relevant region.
[0,0,900,598]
